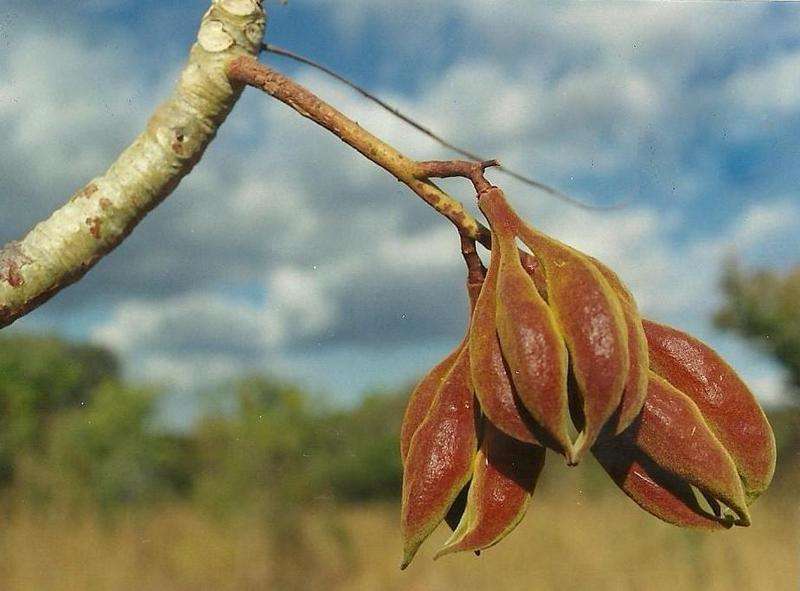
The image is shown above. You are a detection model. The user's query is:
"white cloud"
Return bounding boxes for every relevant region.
[746,371,791,406]
[268,266,335,337]
[727,50,800,115]
[731,199,800,249]
[92,293,277,355]
[91,291,282,391]
[312,0,771,74]
[0,31,146,187]
[376,224,461,273]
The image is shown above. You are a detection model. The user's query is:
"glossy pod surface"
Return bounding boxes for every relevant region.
[437,422,546,557]
[469,227,540,445]
[644,320,776,503]
[480,189,573,459]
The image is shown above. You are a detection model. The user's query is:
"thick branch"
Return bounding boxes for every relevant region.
[226,56,492,246]
[0,0,266,328]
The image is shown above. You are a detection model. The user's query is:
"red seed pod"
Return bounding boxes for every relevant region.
[401,346,478,569]
[643,320,776,503]
[479,188,573,460]
[628,372,750,525]
[594,441,732,530]
[514,221,629,463]
[401,250,484,464]
[436,421,546,557]
[469,227,540,445]
[520,249,549,298]
[588,257,649,435]
[399,236,486,568]
[400,346,463,464]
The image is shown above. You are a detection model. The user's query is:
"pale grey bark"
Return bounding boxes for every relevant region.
[0,0,266,327]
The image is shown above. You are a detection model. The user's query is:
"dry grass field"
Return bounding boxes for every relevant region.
[0,468,795,591]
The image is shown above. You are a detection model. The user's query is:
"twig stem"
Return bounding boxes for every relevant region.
[227,56,492,246]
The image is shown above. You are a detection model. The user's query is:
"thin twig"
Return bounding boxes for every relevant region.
[227,56,491,246]
[228,57,547,279]
[460,234,486,288]
[416,160,499,194]
[263,43,630,211]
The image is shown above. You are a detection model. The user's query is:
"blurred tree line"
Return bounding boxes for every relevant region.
[0,335,405,516]
[716,261,800,471]
[716,262,800,395]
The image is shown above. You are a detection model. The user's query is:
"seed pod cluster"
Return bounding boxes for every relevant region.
[400,184,776,567]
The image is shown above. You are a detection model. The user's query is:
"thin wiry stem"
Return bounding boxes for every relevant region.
[263,43,630,211]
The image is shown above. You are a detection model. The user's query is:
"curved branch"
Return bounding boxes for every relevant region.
[226,56,491,245]
[228,58,548,279]
[0,0,266,328]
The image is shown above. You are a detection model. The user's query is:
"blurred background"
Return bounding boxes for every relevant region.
[0,1,798,589]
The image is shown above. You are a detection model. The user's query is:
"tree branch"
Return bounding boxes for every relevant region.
[226,57,546,279]
[226,56,492,246]
[0,0,266,329]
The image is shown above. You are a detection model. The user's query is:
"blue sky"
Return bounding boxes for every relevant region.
[1,1,799,421]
